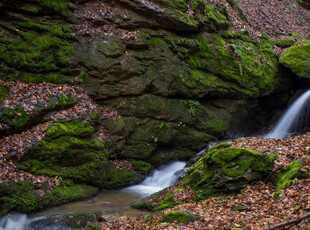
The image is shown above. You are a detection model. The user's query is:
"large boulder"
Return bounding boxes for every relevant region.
[17,114,138,189]
[182,143,276,199]
[279,40,310,79]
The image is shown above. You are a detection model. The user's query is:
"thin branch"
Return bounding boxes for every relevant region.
[267,212,310,229]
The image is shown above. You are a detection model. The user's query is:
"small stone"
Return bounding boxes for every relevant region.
[232,205,250,212]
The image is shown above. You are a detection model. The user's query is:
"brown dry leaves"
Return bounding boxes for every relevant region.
[112,160,135,171]
[231,133,310,172]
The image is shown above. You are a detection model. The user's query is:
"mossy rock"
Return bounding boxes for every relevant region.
[0,11,74,83]
[0,180,98,216]
[131,200,154,211]
[276,160,309,191]
[186,33,280,97]
[279,40,310,79]
[182,144,276,200]
[30,213,98,229]
[275,39,295,48]
[17,116,138,189]
[0,106,29,128]
[157,210,202,224]
[98,37,125,58]
[132,189,178,212]
[129,160,153,175]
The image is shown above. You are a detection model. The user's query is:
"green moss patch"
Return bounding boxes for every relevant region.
[276,161,309,191]
[0,106,29,128]
[37,0,75,17]
[158,210,202,224]
[186,34,279,96]
[0,85,9,103]
[130,160,153,174]
[132,200,154,211]
[0,21,73,83]
[275,39,295,48]
[279,40,310,78]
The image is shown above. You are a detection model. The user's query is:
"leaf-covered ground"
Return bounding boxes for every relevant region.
[102,134,310,229]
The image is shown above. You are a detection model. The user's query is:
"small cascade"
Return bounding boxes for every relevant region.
[265,89,310,138]
[124,161,186,196]
[0,213,30,230]
[0,162,186,229]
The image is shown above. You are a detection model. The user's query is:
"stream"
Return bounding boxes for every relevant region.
[0,161,186,230]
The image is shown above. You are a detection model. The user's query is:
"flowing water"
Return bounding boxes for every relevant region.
[0,161,186,230]
[124,161,186,196]
[265,89,310,138]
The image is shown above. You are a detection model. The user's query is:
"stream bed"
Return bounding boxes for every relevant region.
[0,161,186,230]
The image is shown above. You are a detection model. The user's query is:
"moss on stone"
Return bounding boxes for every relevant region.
[173,0,188,12]
[208,142,231,152]
[289,32,304,39]
[0,106,29,128]
[0,20,73,83]
[46,119,94,138]
[190,0,205,14]
[37,0,76,17]
[186,33,279,97]
[18,116,138,189]
[182,145,276,200]
[153,192,177,211]
[132,200,154,211]
[130,160,153,174]
[98,38,125,57]
[0,180,98,215]
[158,210,201,224]
[279,40,310,78]
[275,39,295,48]
[276,161,309,191]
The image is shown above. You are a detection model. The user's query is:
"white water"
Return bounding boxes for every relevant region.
[124,161,186,196]
[265,89,310,138]
[0,213,29,230]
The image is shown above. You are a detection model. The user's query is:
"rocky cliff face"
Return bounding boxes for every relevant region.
[68,0,293,162]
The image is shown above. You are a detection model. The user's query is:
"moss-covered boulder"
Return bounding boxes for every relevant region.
[158,210,202,224]
[182,143,276,200]
[16,115,138,189]
[0,180,98,216]
[29,213,98,229]
[279,40,310,79]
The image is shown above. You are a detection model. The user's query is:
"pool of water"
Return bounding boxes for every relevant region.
[35,190,149,217]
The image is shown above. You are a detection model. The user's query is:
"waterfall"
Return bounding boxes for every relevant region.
[124,161,186,196]
[265,89,310,138]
